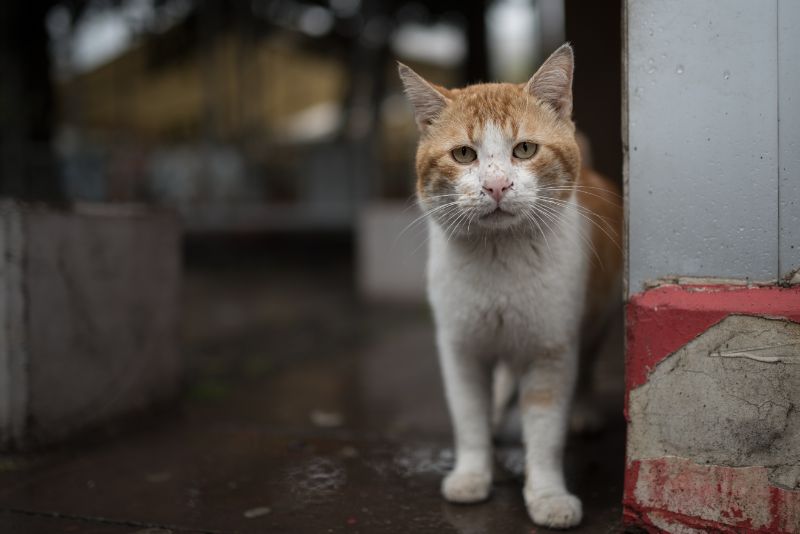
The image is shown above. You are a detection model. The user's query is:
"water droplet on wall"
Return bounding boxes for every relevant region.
[675,65,684,75]
[723,70,730,80]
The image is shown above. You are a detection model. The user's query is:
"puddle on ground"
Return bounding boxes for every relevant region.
[285,456,346,503]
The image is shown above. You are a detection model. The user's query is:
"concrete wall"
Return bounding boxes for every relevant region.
[0,202,181,449]
[626,0,799,294]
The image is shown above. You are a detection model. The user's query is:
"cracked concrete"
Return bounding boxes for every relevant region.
[628,315,800,487]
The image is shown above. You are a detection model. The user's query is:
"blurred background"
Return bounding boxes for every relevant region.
[0,1,624,532]
[1,0,620,221]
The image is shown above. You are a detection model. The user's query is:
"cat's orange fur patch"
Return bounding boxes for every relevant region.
[577,169,623,322]
[415,82,580,201]
[522,389,555,407]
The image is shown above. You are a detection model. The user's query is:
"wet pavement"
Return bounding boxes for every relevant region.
[0,236,626,533]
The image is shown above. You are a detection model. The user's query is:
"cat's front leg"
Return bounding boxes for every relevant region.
[438,336,493,503]
[519,347,582,528]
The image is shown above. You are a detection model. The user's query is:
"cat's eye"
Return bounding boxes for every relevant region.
[451,146,477,164]
[513,141,538,159]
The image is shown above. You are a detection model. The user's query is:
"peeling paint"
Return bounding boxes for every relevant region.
[625,284,800,407]
[629,315,800,482]
[628,458,800,533]
[710,342,800,363]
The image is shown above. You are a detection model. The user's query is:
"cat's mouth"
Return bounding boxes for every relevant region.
[480,207,515,220]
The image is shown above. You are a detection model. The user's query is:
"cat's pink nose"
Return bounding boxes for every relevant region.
[482,177,513,203]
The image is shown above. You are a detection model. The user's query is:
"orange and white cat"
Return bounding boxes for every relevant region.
[399,44,622,528]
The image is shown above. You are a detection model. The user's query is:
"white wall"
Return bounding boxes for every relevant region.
[625,0,799,293]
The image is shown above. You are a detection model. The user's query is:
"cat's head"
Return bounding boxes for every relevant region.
[399,44,580,236]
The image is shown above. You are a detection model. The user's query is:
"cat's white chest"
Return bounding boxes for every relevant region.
[426,214,586,361]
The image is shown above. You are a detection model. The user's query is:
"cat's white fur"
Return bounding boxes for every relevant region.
[427,171,587,530]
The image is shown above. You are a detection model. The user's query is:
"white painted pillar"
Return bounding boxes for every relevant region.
[625,0,799,293]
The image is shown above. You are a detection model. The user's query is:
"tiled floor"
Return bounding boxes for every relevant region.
[0,237,626,533]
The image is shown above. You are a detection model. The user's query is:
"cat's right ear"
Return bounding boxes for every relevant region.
[397,63,449,131]
[524,43,574,120]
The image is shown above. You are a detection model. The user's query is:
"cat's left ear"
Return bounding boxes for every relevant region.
[397,62,450,131]
[524,43,574,120]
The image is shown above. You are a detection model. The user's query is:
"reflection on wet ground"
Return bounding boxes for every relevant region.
[0,237,625,533]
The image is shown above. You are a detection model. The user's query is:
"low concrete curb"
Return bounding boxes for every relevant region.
[0,201,181,449]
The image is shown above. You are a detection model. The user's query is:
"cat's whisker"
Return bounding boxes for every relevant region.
[533,202,604,267]
[445,209,473,243]
[395,201,461,244]
[457,210,476,237]
[409,230,431,257]
[537,195,618,231]
[400,193,423,213]
[538,183,623,198]
[402,194,464,215]
[519,191,620,243]
[526,203,560,242]
[537,187,623,207]
[533,196,621,251]
[532,207,599,267]
[438,207,466,244]
[406,204,467,258]
[436,214,461,242]
[466,210,475,235]
[541,183,622,193]
[395,193,476,238]
[520,208,552,256]
[441,212,461,243]
[398,207,462,259]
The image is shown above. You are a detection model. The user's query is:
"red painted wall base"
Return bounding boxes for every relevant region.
[624,284,800,533]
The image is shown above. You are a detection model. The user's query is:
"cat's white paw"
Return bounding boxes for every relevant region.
[524,489,582,529]
[441,470,492,503]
